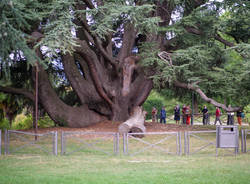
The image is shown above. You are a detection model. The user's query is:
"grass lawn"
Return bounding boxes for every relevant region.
[1,126,250,184]
[0,153,250,184]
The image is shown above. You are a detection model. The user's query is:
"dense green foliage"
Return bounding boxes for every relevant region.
[12,114,54,130]
[0,93,24,125]
[146,0,250,107]
[143,91,164,120]
[0,113,54,129]
[0,0,42,67]
[0,118,9,129]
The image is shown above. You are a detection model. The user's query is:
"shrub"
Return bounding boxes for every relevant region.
[0,118,10,129]
[12,115,33,130]
[38,115,55,128]
[12,114,55,130]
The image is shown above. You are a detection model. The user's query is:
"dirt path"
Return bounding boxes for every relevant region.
[25,121,216,133]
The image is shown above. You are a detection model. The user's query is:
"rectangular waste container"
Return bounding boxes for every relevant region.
[216,125,239,148]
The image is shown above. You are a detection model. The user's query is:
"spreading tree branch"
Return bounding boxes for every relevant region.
[158,52,241,112]
[215,33,234,47]
[80,21,118,67]
[0,86,35,102]
[133,80,153,106]
[117,23,137,62]
[77,52,114,106]
[185,27,235,48]
[82,0,95,9]
[121,56,139,96]
[173,80,241,112]
[61,54,101,103]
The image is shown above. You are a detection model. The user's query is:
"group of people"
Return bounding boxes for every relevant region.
[151,106,167,124]
[151,105,191,125]
[201,105,245,126]
[151,105,245,126]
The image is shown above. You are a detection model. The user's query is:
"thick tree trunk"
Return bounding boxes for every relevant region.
[7,116,14,128]
[37,65,107,127]
[0,0,244,129]
[0,1,195,128]
[0,57,153,128]
[36,56,153,127]
[118,106,147,138]
[112,105,129,122]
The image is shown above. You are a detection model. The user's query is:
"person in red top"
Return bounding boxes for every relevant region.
[214,107,222,125]
[236,111,242,126]
[186,105,191,125]
[151,107,158,123]
[182,105,187,124]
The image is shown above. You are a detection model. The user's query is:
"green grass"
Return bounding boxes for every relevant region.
[0,154,250,184]
[1,130,250,184]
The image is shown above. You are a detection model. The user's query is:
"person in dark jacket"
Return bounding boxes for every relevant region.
[160,106,166,124]
[174,105,180,124]
[202,105,209,125]
[227,105,234,125]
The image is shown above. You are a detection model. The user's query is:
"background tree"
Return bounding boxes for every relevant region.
[154,0,250,109]
[0,0,249,127]
[0,94,24,127]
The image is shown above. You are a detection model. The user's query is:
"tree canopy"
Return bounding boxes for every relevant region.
[0,0,249,127]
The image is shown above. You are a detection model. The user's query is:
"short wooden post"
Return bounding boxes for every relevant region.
[244,130,247,153]
[178,132,182,156]
[123,133,126,155]
[53,131,58,155]
[184,131,187,155]
[241,129,244,153]
[61,131,64,155]
[116,133,119,155]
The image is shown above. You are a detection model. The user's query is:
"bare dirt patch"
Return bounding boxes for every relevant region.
[23,121,215,133]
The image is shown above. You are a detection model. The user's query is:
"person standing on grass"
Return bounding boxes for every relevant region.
[227,105,234,125]
[202,105,209,125]
[236,110,242,126]
[214,107,222,125]
[174,104,180,124]
[227,111,234,125]
[160,106,166,124]
[186,105,191,125]
[182,105,187,124]
[151,107,158,123]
